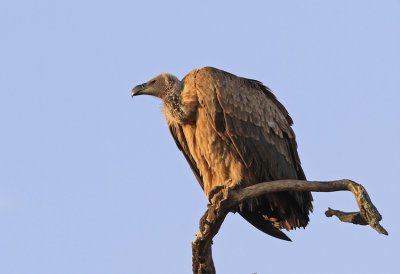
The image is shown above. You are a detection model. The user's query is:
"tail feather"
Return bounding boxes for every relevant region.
[239,190,313,240]
[239,210,292,241]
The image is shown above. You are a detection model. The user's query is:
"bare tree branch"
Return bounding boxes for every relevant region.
[192,179,387,274]
[325,208,368,225]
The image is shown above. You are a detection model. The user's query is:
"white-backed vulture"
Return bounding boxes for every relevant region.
[131,67,313,241]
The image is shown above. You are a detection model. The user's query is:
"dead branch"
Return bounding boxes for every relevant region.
[325,208,368,225]
[192,179,387,274]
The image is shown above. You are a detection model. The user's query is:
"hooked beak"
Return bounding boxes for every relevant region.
[131,84,145,97]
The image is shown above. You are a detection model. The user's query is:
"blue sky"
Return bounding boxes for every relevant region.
[1,1,399,273]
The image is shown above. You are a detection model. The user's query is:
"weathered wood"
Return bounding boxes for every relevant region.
[192,179,387,274]
[192,205,224,274]
[325,208,368,225]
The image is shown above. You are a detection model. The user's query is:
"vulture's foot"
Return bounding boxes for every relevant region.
[208,185,225,204]
[208,180,236,204]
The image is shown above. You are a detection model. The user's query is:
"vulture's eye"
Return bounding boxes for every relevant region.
[149,80,156,85]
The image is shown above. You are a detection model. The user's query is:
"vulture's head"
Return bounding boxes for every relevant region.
[131,73,181,99]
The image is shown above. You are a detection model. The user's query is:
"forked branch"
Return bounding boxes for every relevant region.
[192,179,387,274]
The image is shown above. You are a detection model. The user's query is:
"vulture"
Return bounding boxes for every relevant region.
[131,67,313,241]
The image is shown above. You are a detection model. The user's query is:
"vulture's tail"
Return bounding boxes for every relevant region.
[239,210,292,241]
[238,189,313,241]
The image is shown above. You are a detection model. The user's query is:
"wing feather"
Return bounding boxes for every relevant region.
[169,124,204,190]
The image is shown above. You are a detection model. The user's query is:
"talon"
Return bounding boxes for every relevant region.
[208,185,225,202]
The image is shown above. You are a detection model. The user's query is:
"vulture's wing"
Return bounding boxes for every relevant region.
[169,124,204,189]
[194,67,313,237]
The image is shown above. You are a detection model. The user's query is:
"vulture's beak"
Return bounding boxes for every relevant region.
[131,84,145,97]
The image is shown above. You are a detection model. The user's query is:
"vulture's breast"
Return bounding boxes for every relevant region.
[181,107,253,198]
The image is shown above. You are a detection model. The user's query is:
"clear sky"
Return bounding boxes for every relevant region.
[1,1,399,273]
